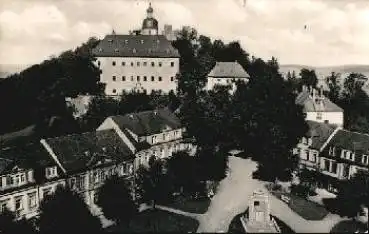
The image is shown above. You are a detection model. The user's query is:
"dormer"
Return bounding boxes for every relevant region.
[45,166,58,179]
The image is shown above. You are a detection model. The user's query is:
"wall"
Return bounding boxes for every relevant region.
[305,111,344,126]
[205,77,248,92]
[95,57,179,95]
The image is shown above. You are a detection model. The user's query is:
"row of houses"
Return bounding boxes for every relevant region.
[295,87,369,192]
[0,108,195,219]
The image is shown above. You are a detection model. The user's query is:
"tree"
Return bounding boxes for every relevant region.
[233,58,308,181]
[96,175,138,227]
[135,158,170,208]
[299,68,318,88]
[38,186,102,234]
[325,72,342,103]
[343,73,365,101]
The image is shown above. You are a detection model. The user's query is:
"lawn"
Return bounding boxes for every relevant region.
[273,192,329,220]
[105,209,199,233]
[228,210,295,233]
[159,196,211,214]
[330,220,368,233]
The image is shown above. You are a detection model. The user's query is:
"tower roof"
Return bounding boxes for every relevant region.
[147,3,153,13]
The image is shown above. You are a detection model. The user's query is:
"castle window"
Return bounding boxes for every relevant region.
[362,155,369,165]
[143,62,147,66]
[151,62,155,67]
[131,62,134,66]
[143,76,147,81]
[112,76,116,81]
[137,76,140,81]
[122,61,125,66]
[170,77,174,81]
[137,61,140,66]
[112,61,116,66]
[122,76,126,81]
[159,76,162,81]
[171,62,174,67]
[159,62,162,67]
[151,76,155,81]
[131,76,134,81]
[254,201,260,206]
[112,89,116,94]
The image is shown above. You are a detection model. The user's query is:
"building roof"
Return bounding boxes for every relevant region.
[295,90,343,112]
[207,61,250,78]
[92,34,179,58]
[44,130,134,173]
[0,143,55,175]
[110,108,182,136]
[328,129,369,154]
[305,121,338,150]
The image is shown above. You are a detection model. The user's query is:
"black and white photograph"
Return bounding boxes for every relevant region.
[0,0,368,233]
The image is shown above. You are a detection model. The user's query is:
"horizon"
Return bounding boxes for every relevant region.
[1,0,369,67]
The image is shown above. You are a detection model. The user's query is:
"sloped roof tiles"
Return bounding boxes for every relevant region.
[207,61,250,78]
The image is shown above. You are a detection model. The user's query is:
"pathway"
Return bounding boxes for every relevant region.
[196,156,346,233]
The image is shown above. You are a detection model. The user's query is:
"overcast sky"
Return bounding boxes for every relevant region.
[0,0,369,67]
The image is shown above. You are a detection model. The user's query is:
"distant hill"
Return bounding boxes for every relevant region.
[0,64,31,78]
[279,64,369,90]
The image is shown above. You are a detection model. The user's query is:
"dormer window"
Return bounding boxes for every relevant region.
[114,48,119,53]
[125,39,128,44]
[329,146,336,156]
[156,39,160,44]
[46,167,57,178]
[140,39,144,44]
[362,155,368,165]
[108,39,113,43]
[133,48,136,53]
[98,48,103,52]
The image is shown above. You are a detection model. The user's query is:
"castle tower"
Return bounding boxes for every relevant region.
[141,3,159,35]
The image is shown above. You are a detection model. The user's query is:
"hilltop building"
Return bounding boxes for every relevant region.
[205,61,250,92]
[295,86,344,127]
[92,3,180,96]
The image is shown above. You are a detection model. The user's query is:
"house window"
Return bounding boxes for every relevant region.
[329,146,335,156]
[362,155,369,165]
[97,61,101,66]
[122,76,126,81]
[151,76,155,81]
[28,193,37,209]
[163,133,166,141]
[143,76,147,81]
[69,178,76,189]
[309,151,317,162]
[171,62,174,67]
[131,62,134,66]
[143,62,147,66]
[0,200,8,213]
[331,161,337,174]
[20,174,25,183]
[151,62,155,67]
[94,172,99,183]
[324,159,330,171]
[159,76,162,81]
[112,61,116,66]
[15,197,23,211]
[159,62,162,67]
[152,135,157,144]
[122,61,125,66]
[112,76,116,81]
[137,61,140,66]
[77,176,85,190]
[170,77,174,81]
[112,89,117,94]
[307,138,312,146]
[316,112,322,120]
[6,176,13,186]
[137,76,140,81]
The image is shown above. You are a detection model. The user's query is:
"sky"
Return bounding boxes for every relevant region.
[0,0,369,67]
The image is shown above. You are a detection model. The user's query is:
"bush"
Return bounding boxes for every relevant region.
[290,184,310,198]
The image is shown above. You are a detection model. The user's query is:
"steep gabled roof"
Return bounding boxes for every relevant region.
[0,143,55,175]
[110,108,182,136]
[207,61,250,78]
[305,121,338,150]
[92,34,180,58]
[44,130,133,173]
[295,90,343,112]
[328,129,369,154]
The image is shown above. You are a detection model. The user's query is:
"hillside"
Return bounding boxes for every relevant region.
[0,64,31,78]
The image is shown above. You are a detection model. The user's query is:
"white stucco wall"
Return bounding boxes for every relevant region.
[205,77,248,92]
[95,57,179,95]
[305,111,344,126]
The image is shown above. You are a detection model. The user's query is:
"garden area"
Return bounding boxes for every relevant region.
[159,195,211,214]
[105,209,199,233]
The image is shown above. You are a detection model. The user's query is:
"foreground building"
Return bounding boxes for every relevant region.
[205,61,250,92]
[295,86,344,127]
[92,3,180,96]
[295,121,369,193]
[0,108,195,219]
